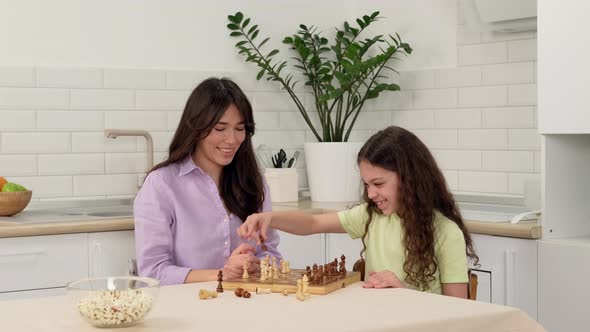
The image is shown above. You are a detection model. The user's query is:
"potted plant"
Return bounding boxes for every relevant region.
[227,11,412,202]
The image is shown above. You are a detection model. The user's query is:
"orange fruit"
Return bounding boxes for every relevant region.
[0,177,7,191]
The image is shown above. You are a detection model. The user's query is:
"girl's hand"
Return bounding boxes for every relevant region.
[222,243,259,279]
[237,212,272,244]
[362,270,405,289]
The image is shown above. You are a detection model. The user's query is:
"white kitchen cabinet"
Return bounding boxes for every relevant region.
[470,269,492,303]
[0,233,88,294]
[88,231,136,277]
[538,0,590,133]
[538,239,590,332]
[276,232,325,269]
[471,234,537,319]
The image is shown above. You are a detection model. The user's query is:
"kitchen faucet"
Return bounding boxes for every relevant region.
[104,129,154,171]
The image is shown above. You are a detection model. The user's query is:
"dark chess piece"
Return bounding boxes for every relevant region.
[340,254,346,274]
[216,270,224,293]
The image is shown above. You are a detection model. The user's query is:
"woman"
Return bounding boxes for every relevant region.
[134,78,281,285]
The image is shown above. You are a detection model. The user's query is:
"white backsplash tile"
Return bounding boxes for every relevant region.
[38,154,104,175]
[0,155,37,176]
[104,69,166,89]
[0,110,36,131]
[0,66,35,87]
[74,174,138,196]
[36,67,102,88]
[72,132,136,153]
[70,89,134,110]
[0,88,69,109]
[37,111,103,131]
[2,133,71,153]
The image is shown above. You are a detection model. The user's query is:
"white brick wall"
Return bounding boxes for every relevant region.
[0,8,539,200]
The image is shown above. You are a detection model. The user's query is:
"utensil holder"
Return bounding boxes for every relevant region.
[264,168,298,202]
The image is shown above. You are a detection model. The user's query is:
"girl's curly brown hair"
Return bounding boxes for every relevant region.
[358,126,478,290]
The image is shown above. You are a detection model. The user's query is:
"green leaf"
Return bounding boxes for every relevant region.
[356,18,365,28]
[259,37,270,48]
[370,11,380,19]
[227,14,239,24]
[256,69,265,80]
[242,18,250,29]
[235,12,244,23]
[300,24,308,30]
[252,30,259,40]
[283,36,294,44]
[230,31,243,37]
[227,23,240,30]
[235,41,248,47]
[268,49,279,57]
[248,25,258,35]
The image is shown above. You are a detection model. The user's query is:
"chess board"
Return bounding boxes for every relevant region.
[223,269,361,295]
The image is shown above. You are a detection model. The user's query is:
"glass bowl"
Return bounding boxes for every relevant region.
[66,276,160,328]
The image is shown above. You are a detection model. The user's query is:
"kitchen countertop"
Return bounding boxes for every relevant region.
[0,200,541,239]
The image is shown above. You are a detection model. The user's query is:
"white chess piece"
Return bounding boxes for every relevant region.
[281,260,287,274]
[242,261,249,279]
[296,278,305,301]
[260,261,268,281]
[286,261,291,273]
[302,274,311,298]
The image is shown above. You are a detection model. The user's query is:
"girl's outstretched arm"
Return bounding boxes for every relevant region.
[238,211,345,243]
[442,283,468,299]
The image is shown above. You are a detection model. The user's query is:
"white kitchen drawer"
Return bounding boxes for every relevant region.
[0,233,88,292]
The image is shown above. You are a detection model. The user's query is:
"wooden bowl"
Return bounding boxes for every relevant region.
[0,190,32,216]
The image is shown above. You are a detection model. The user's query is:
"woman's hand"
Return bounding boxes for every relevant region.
[222,243,259,279]
[362,270,405,289]
[237,212,273,244]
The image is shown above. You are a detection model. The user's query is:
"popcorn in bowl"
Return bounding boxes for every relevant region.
[66,276,159,328]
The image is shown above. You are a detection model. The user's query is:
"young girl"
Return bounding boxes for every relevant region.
[134,78,281,285]
[238,126,478,298]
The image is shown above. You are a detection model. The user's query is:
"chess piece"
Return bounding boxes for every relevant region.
[256,287,272,294]
[281,289,289,296]
[242,261,249,279]
[234,288,245,297]
[260,260,268,281]
[199,289,219,300]
[267,262,274,280]
[295,278,305,301]
[216,270,223,292]
[285,261,291,273]
[259,234,268,251]
[312,264,319,283]
[281,260,287,274]
[340,254,347,274]
[305,266,312,280]
[243,291,252,298]
[318,265,324,282]
[302,274,311,298]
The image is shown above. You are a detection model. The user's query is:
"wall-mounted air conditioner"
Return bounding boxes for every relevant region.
[461,0,537,33]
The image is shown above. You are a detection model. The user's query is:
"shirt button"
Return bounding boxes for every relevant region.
[224,241,229,247]
[224,217,229,222]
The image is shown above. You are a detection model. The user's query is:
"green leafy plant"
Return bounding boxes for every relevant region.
[227,11,412,142]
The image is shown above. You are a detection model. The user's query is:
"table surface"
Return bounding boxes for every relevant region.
[0,281,547,332]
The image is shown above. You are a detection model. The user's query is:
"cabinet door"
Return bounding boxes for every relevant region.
[88,231,136,277]
[0,233,88,293]
[276,232,324,269]
[538,240,590,332]
[326,233,363,266]
[471,234,538,319]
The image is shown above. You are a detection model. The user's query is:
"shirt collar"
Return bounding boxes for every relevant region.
[178,154,205,177]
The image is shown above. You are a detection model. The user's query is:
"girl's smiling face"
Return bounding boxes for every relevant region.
[359,160,401,216]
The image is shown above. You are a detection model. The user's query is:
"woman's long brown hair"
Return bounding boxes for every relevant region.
[149,78,264,221]
[358,126,478,290]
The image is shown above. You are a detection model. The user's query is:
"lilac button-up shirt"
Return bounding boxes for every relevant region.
[133,155,281,285]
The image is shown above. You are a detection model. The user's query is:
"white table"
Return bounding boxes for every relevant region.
[0,281,547,332]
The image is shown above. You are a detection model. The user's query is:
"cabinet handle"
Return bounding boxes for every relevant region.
[504,249,517,305]
[92,241,102,277]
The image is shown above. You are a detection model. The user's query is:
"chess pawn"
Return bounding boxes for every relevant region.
[296,279,305,301]
[273,265,279,278]
[267,263,273,280]
[242,261,249,279]
[272,257,277,269]
[260,261,268,281]
[285,261,291,273]
[302,274,311,298]
[281,260,287,274]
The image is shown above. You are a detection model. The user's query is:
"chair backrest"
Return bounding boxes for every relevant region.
[352,258,365,281]
[468,269,478,300]
[354,258,478,300]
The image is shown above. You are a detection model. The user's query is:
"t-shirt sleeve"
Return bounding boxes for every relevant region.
[436,221,469,284]
[337,204,369,239]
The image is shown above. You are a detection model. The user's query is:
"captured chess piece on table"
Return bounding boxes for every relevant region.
[216,270,224,293]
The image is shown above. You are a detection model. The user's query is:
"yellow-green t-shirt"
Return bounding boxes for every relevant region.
[338,204,468,294]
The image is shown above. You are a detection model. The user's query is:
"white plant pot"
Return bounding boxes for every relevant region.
[304,142,364,202]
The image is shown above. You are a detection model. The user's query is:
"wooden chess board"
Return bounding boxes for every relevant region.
[223,269,361,295]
